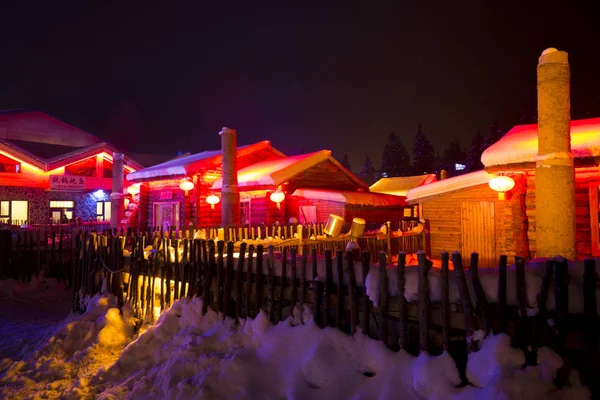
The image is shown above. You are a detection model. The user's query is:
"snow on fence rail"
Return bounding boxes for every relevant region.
[0,228,598,392]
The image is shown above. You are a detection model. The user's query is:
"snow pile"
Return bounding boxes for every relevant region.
[94,298,462,399]
[464,334,589,399]
[0,293,135,400]
[88,298,587,399]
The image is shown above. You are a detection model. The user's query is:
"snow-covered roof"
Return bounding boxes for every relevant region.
[211,150,368,189]
[369,174,437,197]
[406,170,493,202]
[292,188,407,207]
[127,141,277,181]
[481,117,600,168]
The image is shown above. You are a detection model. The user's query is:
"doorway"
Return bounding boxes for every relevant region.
[460,201,496,268]
[154,202,180,231]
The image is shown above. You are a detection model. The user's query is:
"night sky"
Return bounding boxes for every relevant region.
[1,2,599,169]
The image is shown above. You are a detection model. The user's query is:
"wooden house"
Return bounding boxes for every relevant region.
[407,117,600,267]
[128,141,409,230]
[0,110,143,225]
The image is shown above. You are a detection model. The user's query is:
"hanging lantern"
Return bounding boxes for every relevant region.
[269,187,285,209]
[179,178,195,194]
[488,175,515,200]
[126,184,140,196]
[206,194,220,209]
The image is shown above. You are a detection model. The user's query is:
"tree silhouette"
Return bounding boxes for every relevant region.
[340,153,352,171]
[412,124,436,174]
[381,132,410,177]
[466,129,484,172]
[482,122,505,152]
[358,156,377,185]
[442,140,466,163]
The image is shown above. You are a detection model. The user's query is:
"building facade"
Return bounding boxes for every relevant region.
[0,110,143,226]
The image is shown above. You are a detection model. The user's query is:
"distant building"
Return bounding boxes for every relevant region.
[0,110,143,225]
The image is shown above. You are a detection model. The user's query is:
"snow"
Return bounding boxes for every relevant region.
[292,188,407,206]
[370,174,438,197]
[0,284,590,399]
[407,171,494,202]
[481,117,600,168]
[126,141,276,181]
[211,150,332,189]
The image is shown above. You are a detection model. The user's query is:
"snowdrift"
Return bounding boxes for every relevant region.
[0,293,590,399]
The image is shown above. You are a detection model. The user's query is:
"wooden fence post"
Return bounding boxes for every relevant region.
[223,241,235,319]
[323,249,333,328]
[452,251,478,351]
[417,251,431,353]
[470,252,491,335]
[361,251,370,335]
[397,251,407,350]
[497,254,508,333]
[336,249,345,329]
[440,251,450,352]
[290,247,298,319]
[235,242,247,322]
[378,251,388,345]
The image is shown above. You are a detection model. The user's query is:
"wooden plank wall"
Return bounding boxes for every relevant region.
[420,184,507,267]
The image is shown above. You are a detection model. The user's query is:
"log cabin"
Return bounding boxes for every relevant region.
[406,117,600,267]
[127,134,409,231]
[0,110,143,226]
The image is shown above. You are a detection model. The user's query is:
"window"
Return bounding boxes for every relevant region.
[403,208,413,218]
[65,157,96,177]
[0,200,28,223]
[97,201,111,221]
[455,163,466,171]
[0,153,21,173]
[50,200,75,224]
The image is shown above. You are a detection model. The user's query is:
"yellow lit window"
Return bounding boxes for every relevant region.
[50,201,75,208]
[97,201,111,221]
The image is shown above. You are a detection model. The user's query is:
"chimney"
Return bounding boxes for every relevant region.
[535,48,575,259]
[110,152,125,229]
[219,127,240,228]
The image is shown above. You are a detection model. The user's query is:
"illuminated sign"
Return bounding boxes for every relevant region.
[49,175,86,191]
[455,163,466,171]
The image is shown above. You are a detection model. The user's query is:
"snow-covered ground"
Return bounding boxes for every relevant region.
[0,277,591,399]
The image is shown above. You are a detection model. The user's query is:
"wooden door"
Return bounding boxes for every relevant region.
[460,201,496,268]
[154,202,180,230]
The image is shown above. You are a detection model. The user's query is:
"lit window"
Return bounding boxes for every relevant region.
[50,201,75,208]
[97,201,111,221]
[0,200,28,224]
[403,208,412,217]
[455,163,466,171]
[240,199,251,225]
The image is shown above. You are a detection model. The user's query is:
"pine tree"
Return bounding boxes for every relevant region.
[412,124,436,174]
[482,122,505,152]
[466,129,484,172]
[380,132,410,177]
[442,140,466,163]
[358,156,377,185]
[341,153,352,171]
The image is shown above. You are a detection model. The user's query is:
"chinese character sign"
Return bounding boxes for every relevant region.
[49,175,86,191]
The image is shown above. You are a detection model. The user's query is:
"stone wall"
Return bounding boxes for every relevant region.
[0,186,104,224]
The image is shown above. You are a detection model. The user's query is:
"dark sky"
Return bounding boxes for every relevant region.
[1,1,599,169]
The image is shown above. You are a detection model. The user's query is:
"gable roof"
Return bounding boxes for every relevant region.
[406,170,494,203]
[127,141,285,181]
[481,117,600,169]
[292,188,407,207]
[211,150,369,190]
[0,109,102,147]
[0,138,144,172]
[369,174,437,197]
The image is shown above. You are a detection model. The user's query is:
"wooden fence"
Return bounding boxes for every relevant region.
[0,229,598,394]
